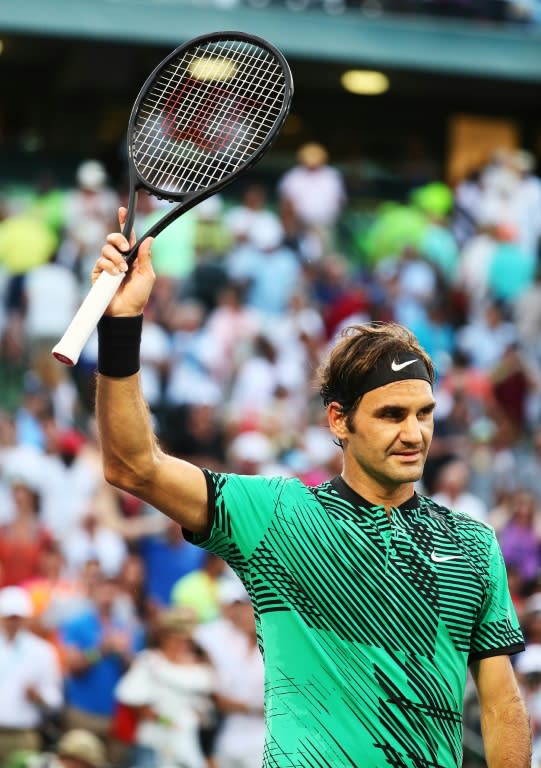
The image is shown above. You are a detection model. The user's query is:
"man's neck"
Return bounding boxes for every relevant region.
[340,469,415,513]
[1,628,21,644]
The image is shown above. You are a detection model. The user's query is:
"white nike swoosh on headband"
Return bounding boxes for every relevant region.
[430,551,462,563]
[391,358,418,372]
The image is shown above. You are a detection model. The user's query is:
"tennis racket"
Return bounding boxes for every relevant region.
[52,31,293,366]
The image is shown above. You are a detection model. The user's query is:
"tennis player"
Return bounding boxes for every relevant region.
[93,211,530,768]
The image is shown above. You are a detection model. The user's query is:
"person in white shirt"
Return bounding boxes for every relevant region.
[196,579,265,768]
[61,506,128,578]
[23,255,80,364]
[432,458,488,521]
[115,607,214,768]
[278,142,346,258]
[0,586,63,763]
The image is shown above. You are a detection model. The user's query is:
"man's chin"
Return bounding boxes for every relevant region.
[390,462,425,484]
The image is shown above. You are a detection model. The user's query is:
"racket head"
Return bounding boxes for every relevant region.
[127,31,294,201]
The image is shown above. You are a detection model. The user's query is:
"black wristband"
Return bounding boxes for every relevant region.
[97,315,143,378]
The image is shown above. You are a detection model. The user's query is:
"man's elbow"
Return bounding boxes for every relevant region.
[102,454,155,495]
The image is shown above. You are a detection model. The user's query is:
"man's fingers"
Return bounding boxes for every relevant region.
[117,206,136,247]
[106,232,130,253]
[135,237,155,272]
[97,249,129,276]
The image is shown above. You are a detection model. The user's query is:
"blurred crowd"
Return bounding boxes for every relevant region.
[224,0,541,25]
[357,0,541,24]
[0,138,540,767]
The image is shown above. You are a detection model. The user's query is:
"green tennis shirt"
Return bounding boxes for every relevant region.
[187,471,524,768]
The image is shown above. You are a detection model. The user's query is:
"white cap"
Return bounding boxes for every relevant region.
[76,160,107,190]
[0,586,33,618]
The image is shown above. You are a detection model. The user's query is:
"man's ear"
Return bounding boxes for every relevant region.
[327,402,348,442]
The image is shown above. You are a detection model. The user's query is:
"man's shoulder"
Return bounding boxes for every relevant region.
[207,470,307,496]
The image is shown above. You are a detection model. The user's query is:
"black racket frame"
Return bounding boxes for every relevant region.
[121,30,294,265]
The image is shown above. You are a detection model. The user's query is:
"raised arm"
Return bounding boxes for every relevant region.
[94,208,209,535]
[470,654,531,768]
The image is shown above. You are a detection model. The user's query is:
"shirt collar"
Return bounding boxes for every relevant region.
[330,475,418,512]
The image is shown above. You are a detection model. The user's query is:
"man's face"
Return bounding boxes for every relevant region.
[1,615,26,637]
[330,379,435,492]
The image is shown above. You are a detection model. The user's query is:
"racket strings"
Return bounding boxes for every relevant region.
[132,38,287,194]
[138,45,283,190]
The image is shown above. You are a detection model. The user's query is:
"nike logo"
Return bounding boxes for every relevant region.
[430,550,462,563]
[391,358,418,372]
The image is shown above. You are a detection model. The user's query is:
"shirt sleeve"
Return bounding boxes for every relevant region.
[184,470,291,572]
[469,529,525,663]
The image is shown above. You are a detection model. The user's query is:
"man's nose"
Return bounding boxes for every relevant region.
[400,415,423,443]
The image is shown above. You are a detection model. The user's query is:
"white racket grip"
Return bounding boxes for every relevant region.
[52,270,126,366]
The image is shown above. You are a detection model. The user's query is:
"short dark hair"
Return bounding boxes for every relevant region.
[319,322,435,414]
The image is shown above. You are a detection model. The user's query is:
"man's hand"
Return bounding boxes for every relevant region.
[25,685,42,705]
[92,207,154,317]
[101,629,130,657]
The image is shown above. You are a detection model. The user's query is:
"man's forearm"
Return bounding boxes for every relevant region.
[481,694,531,768]
[96,372,159,491]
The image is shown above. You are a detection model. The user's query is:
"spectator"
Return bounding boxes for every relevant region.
[23,543,82,651]
[227,217,302,317]
[0,476,52,586]
[514,263,541,365]
[211,590,265,768]
[498,490,541,589]
[456,299,517,370]
[278,142,346,258]
[115,607,214,768]
[61,506,128,579]
[14,371,51,450]
[487,222,536,304]
[38,421,102,541]
[139,300,171,412]
[489,343,538,442]
[228,334,286,422]
[203,283,260,386]
[170,553,228,623]
[138,520,205,608]
[160,402,227,469]
[42,728,107,768]
[431,458,488,521]
[22,249,80,368]
[224,183,282,249]
[455,222,496,306]
[60,575,143,748]
[116,552,150,627]
[61,160,118,285]
[0,586,63,763]
[164,300,222,409]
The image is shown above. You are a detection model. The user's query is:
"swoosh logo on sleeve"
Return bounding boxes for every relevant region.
[391,358,418,372]
[430,550,462,563]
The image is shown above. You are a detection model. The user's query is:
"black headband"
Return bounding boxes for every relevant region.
[342,351,432,409]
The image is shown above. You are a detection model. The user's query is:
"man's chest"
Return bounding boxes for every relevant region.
[251,505,487,655]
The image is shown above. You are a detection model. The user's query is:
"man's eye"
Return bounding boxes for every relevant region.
[382,409,402,419]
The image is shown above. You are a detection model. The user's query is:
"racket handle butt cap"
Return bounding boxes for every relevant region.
[52,349,76,367]
[51,270,126,367]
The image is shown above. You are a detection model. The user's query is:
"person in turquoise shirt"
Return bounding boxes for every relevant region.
[488,223,535,303]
